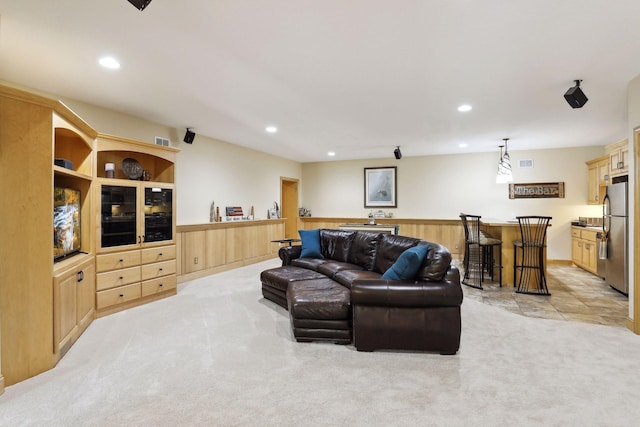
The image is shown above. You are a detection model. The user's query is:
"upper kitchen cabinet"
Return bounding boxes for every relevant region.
[606,139,629,179]
[586,155,610,205]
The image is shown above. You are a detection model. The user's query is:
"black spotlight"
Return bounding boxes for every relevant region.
[183,128,196,144]
[564,79,588,109]
[394,146,402,160]
[127,0,152,10]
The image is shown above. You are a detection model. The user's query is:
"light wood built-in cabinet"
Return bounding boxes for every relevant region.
[0,85,97,388]
[94,135,179,317]
[0,85,181,391]
[606,139,629,179]
[586,155,610,205]
[571,226,600,275]
[177,220,285,282]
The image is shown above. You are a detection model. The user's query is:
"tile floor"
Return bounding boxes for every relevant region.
[459,261,629,328]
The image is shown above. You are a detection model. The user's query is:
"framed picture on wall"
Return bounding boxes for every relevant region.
[364,166,397,208]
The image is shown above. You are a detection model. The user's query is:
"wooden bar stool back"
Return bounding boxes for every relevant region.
[513,216,552,295]
[460,213,503,289]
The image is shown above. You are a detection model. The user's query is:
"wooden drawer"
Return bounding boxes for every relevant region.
[571,228,581,238]
[97,250,141,272]
[96,283,141,309]
[96,266,141,291]
[581,229,598,242]
[141,259,176,281]
[141,274,177,297]
[141,245,176,265]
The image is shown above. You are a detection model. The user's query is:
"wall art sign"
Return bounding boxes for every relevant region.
[509,182,565,199]
[364,166,397,208]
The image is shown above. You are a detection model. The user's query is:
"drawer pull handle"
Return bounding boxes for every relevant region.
[119,259,124,263]
[119,276,124,280]
[159,253,163,256]
[119,294,124,298]
[159,268,163,272]
[159,284,163,288]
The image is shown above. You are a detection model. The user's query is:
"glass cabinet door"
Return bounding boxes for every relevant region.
[101,185,138,247]
[143,187,173,243]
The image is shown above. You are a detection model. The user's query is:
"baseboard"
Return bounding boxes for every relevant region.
[547,259,573,266]
[626,317,637,334]
[0,374,4,395]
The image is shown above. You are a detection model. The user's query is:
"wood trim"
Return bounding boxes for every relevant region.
[0,84,97,138]
[177,219,285,232]
[299,217,461,226]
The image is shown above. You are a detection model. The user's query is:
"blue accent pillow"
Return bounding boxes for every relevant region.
[299,229,324,259]
[382,244,430,280]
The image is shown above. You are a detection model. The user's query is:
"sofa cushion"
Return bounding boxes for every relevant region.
[334,269,383,289]
[299,229,324,259]
[317,261,364,278]
[381,244,430,281]
[373,233,423,274]
[347,231,381,270]
[292,257,329,271]
[320,229,355,262]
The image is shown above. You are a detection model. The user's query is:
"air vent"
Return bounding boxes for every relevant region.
[519,159,534,168]
[155,136,169,147]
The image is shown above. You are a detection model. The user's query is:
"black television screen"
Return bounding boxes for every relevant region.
[53,187,81,261]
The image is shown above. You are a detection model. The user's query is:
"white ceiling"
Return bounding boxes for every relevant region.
[2,0,640,162]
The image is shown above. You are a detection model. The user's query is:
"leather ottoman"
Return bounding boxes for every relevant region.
[261,266,326,309]
[286,278,351,344]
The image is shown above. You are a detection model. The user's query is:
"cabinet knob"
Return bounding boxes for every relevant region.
[159,268,163,272]
[159,283,163,288]
[159,253,163,256]
[119,276,123,280]
[119,259,124,263]
[119,294,124,298]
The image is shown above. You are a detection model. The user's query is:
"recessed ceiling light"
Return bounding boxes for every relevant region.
[327,151,336,157]
[98,56,120,69]
[457,104,472,112]
[265,126,277,133]
[458,143,468,148]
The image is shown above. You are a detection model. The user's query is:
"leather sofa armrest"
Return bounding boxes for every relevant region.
[279,245,302,265]
[351,266,463,308]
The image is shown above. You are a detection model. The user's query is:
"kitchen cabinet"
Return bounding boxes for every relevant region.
[571,227,600,275]
[606,139,629,178]
[586,155,609,205]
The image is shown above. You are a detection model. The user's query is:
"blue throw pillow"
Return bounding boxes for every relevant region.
[382,244,430,280]
[299,229,324,259]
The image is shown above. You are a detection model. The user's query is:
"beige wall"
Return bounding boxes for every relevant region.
[302,146,605,261]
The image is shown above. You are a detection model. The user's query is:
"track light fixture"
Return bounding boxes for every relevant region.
[394,146,402,160]
[564,79,588,109]
[183,128,196,144]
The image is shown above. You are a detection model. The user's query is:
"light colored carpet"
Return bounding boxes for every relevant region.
[1,258,640,426]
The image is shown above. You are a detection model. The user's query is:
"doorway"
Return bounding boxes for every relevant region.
[280,177,299,239]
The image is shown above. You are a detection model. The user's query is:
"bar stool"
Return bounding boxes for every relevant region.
[460,213,503,289]
[513,216,552,295]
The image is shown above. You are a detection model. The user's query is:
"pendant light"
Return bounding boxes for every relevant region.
[496,138,513,184]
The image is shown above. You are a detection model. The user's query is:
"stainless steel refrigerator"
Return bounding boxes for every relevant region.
[603,181,629,295]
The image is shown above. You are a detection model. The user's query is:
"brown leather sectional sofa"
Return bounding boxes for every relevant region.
[260,229,463,354]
